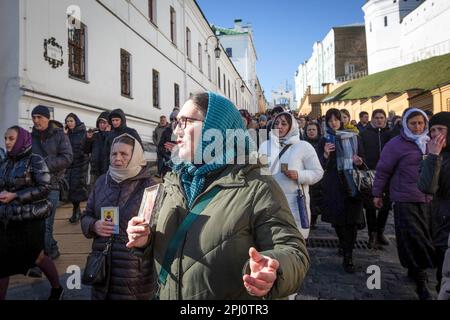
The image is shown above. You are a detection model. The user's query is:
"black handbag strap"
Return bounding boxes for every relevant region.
[270,144,306,196]
[362,161,368,170]
[270,144,292,172]
[103,237,113,255]
[122,179,147,208]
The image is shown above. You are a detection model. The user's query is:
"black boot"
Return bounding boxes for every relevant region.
[377,232,390,246]
[69,207,81,224]
[368,232,379,249]
[415,271,433,300]
[335,226,345,256]
[343,253,355,274]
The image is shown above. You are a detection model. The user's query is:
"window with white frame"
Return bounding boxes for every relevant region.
[198,43,202,72]
[153,69,160,108]
[186,28,191,60]
[68,21,87,81]
[207,54,211,80]
[170,7,176,45]
[148,0,157,25]
[120,49,132,97]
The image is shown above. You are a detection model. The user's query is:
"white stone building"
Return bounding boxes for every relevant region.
[295,25,367,102]
[271,85,296,111]
[363,0,450,74]
[0,0,256,155]
[214,19,260,114]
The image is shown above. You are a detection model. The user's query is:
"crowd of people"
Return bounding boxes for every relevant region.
[0,94,449,301]
[0,105,144,299]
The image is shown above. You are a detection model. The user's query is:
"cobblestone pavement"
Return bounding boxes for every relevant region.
[7,273,91,300]
[296,213,439,300]
[7,207,439,300]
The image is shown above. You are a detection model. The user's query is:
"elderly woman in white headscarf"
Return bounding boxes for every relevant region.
[259,112,323,239]
[81,133,155,300]
[373,108,435,300]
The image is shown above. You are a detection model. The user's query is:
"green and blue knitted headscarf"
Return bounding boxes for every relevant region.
[172,91,255,208]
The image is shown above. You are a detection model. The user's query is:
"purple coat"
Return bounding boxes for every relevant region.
[372,132,432,203]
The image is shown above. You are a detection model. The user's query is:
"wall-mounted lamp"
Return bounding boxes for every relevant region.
[205,35,221,59]
[235,78,245,93]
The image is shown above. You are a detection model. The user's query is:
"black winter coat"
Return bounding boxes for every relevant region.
[157,126,174,158]
[66,123,89,203]
[318,136,364,227]
[104,109,143,169]
[388,123,402,141]
[0,147,51,223]
[84,131,109,177]
[80,169,155,300]
[32,121,73,190]
[157,125,176,176]
[360,125,391,170]
[305,137,323,217]
[84,112,110,177]
[0,148,5,163]
[418,152,450,248]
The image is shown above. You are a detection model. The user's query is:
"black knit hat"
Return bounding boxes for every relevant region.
[429,112,450,128]
[429,112,450,152]
[31,105,50,119]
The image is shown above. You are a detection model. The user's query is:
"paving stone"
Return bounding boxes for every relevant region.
[298,213,439,300]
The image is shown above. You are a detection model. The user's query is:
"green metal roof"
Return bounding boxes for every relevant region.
[214,26,248,36]
[324,53,450,102]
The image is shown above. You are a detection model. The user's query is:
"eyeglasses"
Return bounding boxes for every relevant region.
[174,116,204,130]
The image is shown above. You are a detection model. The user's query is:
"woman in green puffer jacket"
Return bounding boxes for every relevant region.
[127,92,310,300]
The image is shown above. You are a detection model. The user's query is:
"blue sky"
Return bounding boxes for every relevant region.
[196,0,366,100]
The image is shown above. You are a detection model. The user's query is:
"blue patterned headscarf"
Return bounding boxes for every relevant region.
[172,92,255,208]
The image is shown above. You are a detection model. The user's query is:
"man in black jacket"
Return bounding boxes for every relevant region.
[157,110,178,178]
[31,105,73,261]
[357,111,370,133]
[84,111,111,188]
[152,115,169,178]
[104,109,142,169]
[360,109,392,249]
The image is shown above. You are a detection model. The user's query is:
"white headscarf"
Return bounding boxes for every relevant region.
[401,108,430,155]
[271,112,300,146]
[108,134,147,183]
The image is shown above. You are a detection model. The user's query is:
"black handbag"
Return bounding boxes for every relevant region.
[30,199,53,220]
[82,237,112,286]
[7,199,52,222]
[352,162,375,199]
